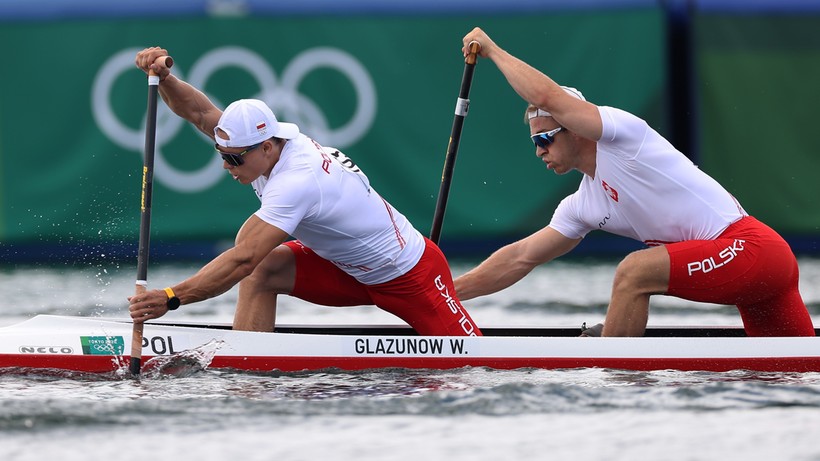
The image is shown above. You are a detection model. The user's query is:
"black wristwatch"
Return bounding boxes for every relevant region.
[164,287,181,311]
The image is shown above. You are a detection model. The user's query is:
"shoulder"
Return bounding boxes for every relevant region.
[555,182,588,216]
[598,106,648,143]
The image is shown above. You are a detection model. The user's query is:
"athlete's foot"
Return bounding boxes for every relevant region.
[580,322,604,337]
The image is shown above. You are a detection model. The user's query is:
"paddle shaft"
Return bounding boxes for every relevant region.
[430,41,481,244]
[130,56,173,376]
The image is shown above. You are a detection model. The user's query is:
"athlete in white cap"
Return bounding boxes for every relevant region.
[128,47,481,337]
[453,27,814,337]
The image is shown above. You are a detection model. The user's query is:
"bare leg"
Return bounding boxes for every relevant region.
[602,246,671,337]
[233,245,296,331]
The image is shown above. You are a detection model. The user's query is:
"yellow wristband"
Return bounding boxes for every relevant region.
[164,286,181,311]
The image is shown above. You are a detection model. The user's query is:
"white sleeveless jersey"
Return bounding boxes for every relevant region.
[251,134,425,284]
[549,106,746,245]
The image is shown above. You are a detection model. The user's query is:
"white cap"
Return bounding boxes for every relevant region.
[214,99,299,148]
[527,86,586,119]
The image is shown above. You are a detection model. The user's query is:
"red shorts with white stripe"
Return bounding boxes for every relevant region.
[284,238,482,336]
[666,216,815,336]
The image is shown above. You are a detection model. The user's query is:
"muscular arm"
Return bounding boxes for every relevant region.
[157,75,222,139]
[134,47,222,139]
[128,215,289,321]
[173,215,289,303]
[462,27,603,141]
[454,226,580,300]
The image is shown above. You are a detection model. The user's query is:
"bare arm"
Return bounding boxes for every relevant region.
[134,47,222,139]
[454,226,580,300]
[128,215,289,321]
[461,27,603,141]
[157,75,222,138]
[173,215,289,303]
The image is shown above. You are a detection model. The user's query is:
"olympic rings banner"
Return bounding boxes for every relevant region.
[0,12,666,257]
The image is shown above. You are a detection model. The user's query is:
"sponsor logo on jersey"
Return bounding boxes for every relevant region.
[598,213,611,229]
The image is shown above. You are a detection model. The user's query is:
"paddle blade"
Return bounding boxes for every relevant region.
[129,357,142,376]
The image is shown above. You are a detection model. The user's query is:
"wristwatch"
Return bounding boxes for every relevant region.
[164,287,181,311]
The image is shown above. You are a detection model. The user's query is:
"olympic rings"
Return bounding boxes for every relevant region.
[91,46,377,193]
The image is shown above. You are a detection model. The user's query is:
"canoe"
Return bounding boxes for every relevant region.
[1,315,819,374]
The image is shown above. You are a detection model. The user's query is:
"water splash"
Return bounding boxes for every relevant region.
[139,339,225,379]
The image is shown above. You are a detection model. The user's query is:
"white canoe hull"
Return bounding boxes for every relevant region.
[1,315,819,373]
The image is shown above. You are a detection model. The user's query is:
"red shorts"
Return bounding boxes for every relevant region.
[666,216,814,336]
[284,238,482,336]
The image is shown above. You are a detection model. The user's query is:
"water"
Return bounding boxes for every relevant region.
[2,258,820,460]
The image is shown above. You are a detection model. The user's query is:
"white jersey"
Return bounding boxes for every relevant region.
[549,106,746,245]
[251,134,425,284]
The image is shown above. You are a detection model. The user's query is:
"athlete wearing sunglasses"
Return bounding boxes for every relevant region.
[454,27,814,339]
[530,126,563,148]
[215,141,264,167]
[129,46,482,339]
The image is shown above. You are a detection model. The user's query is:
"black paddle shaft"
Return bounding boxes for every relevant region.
[130,78,159,377]
[430,41,480,244]
[136,83,158,284]
[131,56,173,377]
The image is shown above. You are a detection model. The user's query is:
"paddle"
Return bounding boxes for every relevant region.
[130,55,173,377]
[429,40,481,244]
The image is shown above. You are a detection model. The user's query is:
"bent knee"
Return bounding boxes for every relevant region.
[612,249,670,294]
[243,245,295,293]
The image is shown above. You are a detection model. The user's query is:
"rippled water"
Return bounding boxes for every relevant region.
[2,258,820,460]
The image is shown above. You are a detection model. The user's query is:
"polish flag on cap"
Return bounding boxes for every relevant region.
[213,99,300,148]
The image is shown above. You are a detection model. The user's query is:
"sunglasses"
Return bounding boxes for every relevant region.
[214,142,263,166]
[530,127,563,148]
